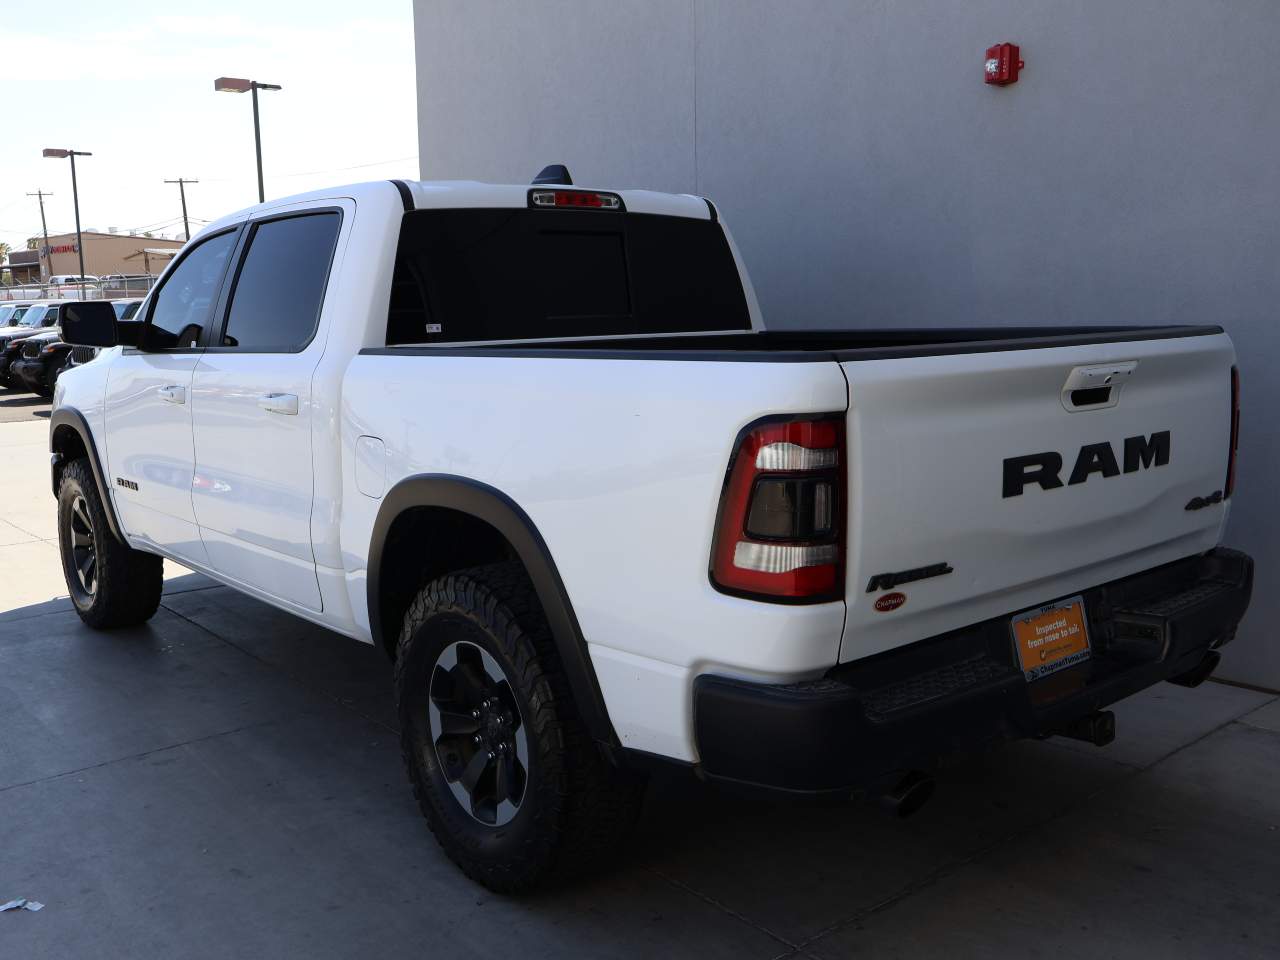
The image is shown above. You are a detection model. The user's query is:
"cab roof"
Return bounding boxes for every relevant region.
[203,179,713,236]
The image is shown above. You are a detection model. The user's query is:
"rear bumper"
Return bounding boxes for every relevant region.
[693,547,1253,794]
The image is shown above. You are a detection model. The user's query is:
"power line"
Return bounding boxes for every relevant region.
[271,153,419,179]
[200,153,418,182]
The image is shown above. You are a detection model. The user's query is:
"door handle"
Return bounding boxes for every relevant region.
[257,392,300,416]
[157,384,186,405]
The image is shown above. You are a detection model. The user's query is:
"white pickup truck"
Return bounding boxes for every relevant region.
[51,171,1252,892]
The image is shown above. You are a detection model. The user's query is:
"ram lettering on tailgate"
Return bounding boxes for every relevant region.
[1002,431,1170,498]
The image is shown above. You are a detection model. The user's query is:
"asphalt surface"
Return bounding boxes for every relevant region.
[0,391,51,423]
[1,417,1277,959]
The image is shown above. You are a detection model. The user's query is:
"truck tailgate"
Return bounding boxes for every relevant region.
[840,331,1235,663]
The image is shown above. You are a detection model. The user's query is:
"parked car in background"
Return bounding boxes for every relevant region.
[109,298,144,320]
[0,301,64,386]
[56,342,102,382]
[51,300,142,388]
[10,330,67,397]
[47,276,102,301]
[0,302,32,327]
[0,302,36,332]
[98,275,154,293]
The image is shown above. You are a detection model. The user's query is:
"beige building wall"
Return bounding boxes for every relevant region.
[37,232,185,277]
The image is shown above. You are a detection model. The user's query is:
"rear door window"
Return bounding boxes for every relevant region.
[386,208,751,344]
[218,212,341,352]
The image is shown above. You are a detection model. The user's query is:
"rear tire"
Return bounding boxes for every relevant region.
[396,561,643,893]
[57,458,163,629]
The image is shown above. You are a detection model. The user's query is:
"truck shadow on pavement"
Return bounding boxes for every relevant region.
[1,572,1276,958]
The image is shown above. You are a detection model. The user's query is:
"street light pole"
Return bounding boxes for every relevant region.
[215,77,282,204]
[42,148,92,297]
[163,178,198,240]
[69,152,86,287]
[25,190,52,282]
[251,83,264,203]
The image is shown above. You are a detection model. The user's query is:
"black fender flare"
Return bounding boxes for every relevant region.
[49,406,126,543]
[367,474,618,749]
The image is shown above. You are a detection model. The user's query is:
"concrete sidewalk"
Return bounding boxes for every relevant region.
[0,420,198,615]
[1,418,1277,958]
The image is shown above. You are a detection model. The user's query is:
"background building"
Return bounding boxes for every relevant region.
[414,1,1278,688]
[33,231,184,278]
[2,250,40,284]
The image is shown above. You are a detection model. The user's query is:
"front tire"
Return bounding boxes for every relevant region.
[396,562,643,893]
[57,458,163,628]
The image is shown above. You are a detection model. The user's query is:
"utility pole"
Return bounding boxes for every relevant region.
[26,190,53,282]
[163,178,198,240]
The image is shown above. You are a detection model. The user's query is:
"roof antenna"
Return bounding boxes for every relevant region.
[532,164,572,186]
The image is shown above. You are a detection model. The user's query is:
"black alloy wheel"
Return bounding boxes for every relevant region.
[428,639,530,826]
[67,492,98,603]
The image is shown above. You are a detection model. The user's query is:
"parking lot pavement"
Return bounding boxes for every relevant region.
[2,419,1278,958]
[0,420,207,617]
[0,392,51,424]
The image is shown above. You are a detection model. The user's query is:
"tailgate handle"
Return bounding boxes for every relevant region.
[1061,362,1136,412]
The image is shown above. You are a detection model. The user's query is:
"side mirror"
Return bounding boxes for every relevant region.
[116,319,144,348]
[59,301,121,347]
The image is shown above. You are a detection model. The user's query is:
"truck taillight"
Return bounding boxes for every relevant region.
[529,189,623,210]
[710,416,845,602]
[1226,366,1240,498]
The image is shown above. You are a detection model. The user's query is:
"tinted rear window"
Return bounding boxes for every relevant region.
[386,208,751,344]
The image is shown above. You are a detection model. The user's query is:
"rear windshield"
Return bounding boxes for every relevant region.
[386,208,751,344]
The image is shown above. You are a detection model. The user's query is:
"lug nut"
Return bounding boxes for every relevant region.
[473,734,483,744]
[487,751,496,761]
[471,709,480,720]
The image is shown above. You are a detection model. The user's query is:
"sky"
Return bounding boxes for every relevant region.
[0,0,417,250]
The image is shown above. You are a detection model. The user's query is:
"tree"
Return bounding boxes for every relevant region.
[0,242,9,264]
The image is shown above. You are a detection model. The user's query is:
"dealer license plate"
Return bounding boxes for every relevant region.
[1010,596,1092,682]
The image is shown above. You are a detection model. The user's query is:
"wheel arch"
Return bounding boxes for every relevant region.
[368,474,618,749]
[49,406,125,543]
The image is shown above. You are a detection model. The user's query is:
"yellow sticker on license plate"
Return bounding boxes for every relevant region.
[1010,596,1092,681]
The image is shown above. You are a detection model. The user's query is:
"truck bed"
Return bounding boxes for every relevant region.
[355,321,1235,674]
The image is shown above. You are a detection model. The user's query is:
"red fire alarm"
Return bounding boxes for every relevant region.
[984,42,1024,85]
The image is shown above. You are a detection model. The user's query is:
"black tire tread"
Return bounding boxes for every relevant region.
[58,458,163,629]
[395,561,641,893]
